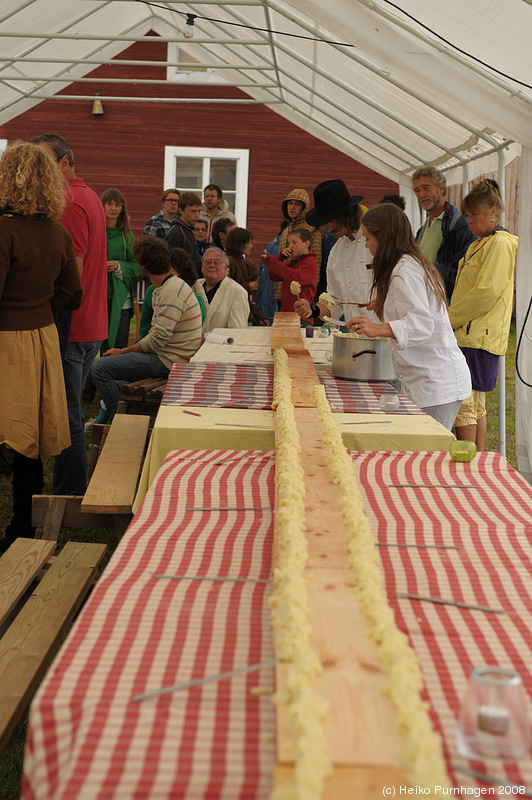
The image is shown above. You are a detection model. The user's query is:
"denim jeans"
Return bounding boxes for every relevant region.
[53,340,102,495]
[91,351,169,421]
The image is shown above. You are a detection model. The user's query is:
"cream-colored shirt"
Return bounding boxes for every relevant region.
[326,233,379,323]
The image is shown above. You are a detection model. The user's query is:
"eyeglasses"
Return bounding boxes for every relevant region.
[203,259,224,265]
[165,198,179,203]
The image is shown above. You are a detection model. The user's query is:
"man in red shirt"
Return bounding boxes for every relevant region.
[31,133,107,495]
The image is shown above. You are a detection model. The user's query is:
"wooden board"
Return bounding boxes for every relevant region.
[0,539,56,630]
[271,312,305,352]
[275,764,408,798]
[273,397,408,792]
[272,312,302,329]
[287,352,320,407]
[0,541,106,752]
[82,414,150,514]
[32,495,115,532]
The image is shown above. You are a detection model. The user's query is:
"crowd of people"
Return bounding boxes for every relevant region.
[0,135,517,551]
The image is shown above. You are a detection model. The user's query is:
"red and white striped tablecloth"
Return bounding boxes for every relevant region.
[22,449,277,800]
[163,362,424,415]
[22,451,532,798]
[357,450,532,792]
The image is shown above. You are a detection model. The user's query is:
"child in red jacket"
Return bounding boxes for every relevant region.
[264,228,317,314]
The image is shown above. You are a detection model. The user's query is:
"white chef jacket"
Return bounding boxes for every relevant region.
[385,256,471,408]
[326,233,378,323]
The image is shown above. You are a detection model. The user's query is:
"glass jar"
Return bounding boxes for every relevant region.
[456,667,531,761]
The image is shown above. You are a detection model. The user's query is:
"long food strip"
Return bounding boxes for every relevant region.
[269,313,447,797]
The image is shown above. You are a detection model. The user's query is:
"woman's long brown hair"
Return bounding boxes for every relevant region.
[100,187,131,234]
[362,203,447,320]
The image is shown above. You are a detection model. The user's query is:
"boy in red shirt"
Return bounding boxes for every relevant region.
[264,228,317,314]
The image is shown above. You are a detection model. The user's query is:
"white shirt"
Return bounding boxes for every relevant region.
[326,233,379,323]
[194,276,250,334]
[385,255,471,408]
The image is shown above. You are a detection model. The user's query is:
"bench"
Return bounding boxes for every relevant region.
[32,413,150,541]
[0,538,106,752]
[119,377,168,416]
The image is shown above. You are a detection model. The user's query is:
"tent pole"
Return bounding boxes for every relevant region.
[498,150,507,457]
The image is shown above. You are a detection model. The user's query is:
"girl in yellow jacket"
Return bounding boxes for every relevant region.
[449,179,517,450]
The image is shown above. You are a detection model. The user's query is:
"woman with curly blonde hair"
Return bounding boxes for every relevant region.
[0,141,82,553]
[0,140,65,217]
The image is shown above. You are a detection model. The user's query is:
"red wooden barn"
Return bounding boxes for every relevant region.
[0,35,396,251]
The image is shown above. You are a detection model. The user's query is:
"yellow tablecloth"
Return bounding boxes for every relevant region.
[133,406,454,512]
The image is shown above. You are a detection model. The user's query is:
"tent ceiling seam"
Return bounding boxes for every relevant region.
[261,80,418,168]
[260,1,285,103]
[358,0,532,108]
[177,4,282,96]
[0,17,156,111]
[264,0,499,147]
[225,7,462,160]
[256,57,425,166]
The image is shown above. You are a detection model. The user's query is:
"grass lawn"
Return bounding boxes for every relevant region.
[485,325,517,467]
[0,331,519,797]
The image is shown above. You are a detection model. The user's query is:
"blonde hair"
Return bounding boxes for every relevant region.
[0,141,65,217]
[460,178,504,220]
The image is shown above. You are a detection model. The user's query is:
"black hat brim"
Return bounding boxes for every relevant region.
[305,195,364,227]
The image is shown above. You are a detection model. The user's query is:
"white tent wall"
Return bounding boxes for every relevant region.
[516,147,532,484]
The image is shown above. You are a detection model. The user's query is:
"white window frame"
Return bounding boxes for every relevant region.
[164,146,249,227]
[166,44,228,85]
[0,139,7,154]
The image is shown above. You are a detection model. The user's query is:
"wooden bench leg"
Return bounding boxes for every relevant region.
[34,497,68,541]
[113,514,132,539]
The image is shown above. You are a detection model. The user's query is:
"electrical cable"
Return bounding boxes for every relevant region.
[136,0,532,91]
[380,0,532,91]
[138,0,355,46]
[515,293,532,388]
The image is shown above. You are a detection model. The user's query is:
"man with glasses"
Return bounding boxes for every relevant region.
[143,188,180,239]
[195,247,249,333]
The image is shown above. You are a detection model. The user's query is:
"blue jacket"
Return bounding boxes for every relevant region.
[416,201,476,302]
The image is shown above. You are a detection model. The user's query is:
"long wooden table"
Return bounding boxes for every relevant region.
[22,450,532,798]
[191,326,334,366]
[132,359,453,512]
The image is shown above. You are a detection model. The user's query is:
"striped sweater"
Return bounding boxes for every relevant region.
[140,274,203,368]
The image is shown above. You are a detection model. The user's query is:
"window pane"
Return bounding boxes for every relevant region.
[222,191,236,214]
[175,157,203,191]
[210,159,237,192]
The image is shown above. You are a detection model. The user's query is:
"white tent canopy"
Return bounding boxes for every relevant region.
[1,0,532,477]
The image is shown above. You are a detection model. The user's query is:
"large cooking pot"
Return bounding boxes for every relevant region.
[332,333,396,381]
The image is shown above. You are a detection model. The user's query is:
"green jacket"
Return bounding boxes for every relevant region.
[449,229,517,356]
[105,227,140,349]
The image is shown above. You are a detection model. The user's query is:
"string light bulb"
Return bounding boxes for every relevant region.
[182,14,197,39]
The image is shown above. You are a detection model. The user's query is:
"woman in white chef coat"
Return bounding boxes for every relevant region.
[346,203,471,430]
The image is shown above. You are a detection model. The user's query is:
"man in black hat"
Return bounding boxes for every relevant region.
[296,179,378,323]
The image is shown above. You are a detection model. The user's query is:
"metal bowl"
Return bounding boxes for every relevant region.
[332,333,396,381]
